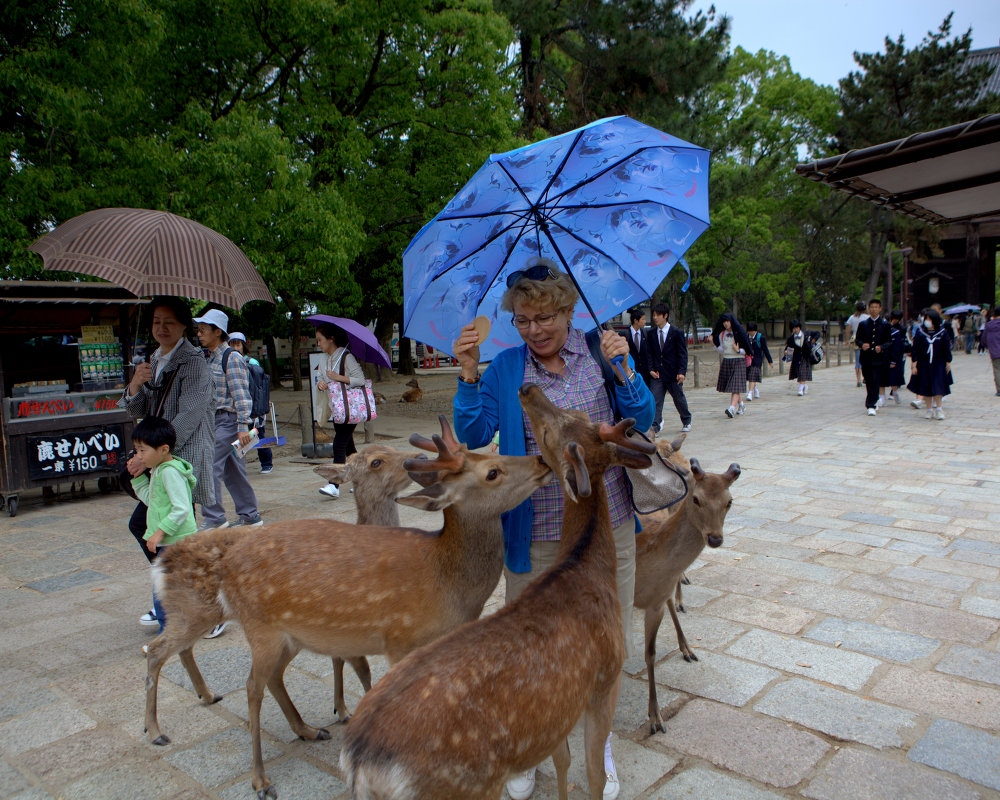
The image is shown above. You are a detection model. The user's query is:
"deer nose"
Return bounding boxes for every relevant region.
[707,534,723,548]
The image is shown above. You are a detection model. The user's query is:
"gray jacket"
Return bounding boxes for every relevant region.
[119,338,216,506]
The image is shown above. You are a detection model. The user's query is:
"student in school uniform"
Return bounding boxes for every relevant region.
[745,321,773,402]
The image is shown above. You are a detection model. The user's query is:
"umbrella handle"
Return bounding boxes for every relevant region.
[611,355,640,402]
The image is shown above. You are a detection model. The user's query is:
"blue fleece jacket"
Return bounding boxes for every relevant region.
[453,328,653,572]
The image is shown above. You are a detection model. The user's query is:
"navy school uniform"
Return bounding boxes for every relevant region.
[907,326,952,397]
[882,324,907,387]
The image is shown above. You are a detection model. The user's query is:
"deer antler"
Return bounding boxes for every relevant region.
[724,463,741,482]
[689,458,705,481]
[598,419,657,454]
[436,415,461,453]
[404,434,465,474]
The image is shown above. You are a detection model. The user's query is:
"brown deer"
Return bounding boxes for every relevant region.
[312,445,429,722]
[634,455,740,733]
[400,377,422,402]
[340,383,656,800]
[143,417,551,800]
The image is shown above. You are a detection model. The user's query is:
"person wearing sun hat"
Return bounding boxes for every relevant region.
[228,332,273,474]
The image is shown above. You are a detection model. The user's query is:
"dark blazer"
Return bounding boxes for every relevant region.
[646,323,688,381]
[856,316,894,365]
[622,326,651,381]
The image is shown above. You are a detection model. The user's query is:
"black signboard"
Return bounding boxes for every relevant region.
[27,425,127,480]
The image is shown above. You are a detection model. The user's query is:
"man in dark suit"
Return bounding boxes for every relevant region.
[647,302,692,434]
[622,309,651,386]
[856,298,893,416]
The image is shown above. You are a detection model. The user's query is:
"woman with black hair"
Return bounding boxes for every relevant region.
[712,313,752,417]
[785,320,815,396]
[314,322,366,498]
[907,308,952,420]
[745,322,773,402]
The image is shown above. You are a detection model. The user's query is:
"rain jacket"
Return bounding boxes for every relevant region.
[131,456,198,545]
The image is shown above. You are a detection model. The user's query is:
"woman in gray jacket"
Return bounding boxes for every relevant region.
[314,322,366,499]
[119,296,216,627]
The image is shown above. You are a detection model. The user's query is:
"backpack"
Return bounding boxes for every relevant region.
[221,347,271,420]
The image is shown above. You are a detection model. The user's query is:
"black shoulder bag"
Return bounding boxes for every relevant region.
[119,368,178,498]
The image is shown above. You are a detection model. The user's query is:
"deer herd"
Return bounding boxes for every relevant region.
[142,386,740,800]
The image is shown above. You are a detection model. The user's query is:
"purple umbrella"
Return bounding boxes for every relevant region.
[306,314,392,368]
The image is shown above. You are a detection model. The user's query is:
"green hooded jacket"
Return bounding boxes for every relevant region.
[131,456,198,544]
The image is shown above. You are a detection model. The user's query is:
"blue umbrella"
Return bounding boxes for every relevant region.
[942,303,981,315]
[402,115,710,362]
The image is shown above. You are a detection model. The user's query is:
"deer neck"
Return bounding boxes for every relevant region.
[557,466,617,575]
[435,505,506,615]
[355,493,400,527]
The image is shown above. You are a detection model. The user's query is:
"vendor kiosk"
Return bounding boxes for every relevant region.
[0,281,145,516]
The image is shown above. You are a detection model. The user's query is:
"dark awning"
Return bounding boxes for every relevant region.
[795,114,1000,225]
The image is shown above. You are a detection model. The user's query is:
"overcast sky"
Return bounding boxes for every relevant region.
[691,0,999,87]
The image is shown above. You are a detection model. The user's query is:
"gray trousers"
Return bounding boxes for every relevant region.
[993,358,1000,394]
[504,516,638,659]
[201,411,258,525]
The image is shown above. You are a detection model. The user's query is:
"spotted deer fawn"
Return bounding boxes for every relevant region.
[634,453,740,733]
[143,417,551,800]
[341,383,656,800]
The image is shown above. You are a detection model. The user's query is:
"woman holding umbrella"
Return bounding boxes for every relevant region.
[451,261,652,800]
[314,323,366,498]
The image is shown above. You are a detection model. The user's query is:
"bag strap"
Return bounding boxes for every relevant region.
[153,368,177,418]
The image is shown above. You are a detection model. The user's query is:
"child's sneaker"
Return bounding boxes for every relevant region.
[204,622,227,639]
[140,609,159,627]
[319,483,340,499]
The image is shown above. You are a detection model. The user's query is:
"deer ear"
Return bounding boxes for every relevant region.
[396,481,454,511]
[562,442,591,502]
[613,446,653,470]
[407,469,440,487]
[724,463,741,483]
[315,464,348,484]
[668,434,685,451]
[690,458,705,481]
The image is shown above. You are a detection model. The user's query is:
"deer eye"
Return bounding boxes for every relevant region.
[726,499,733,509]
[692,495,701,506]
[371,459,382,468]
[486,468,499,481]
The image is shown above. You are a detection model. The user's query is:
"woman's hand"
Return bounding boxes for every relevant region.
[453,322,481,380]
[599,329,628,362]
[325,369,343,383]
[129,361,152,394]
[317,380,329,391]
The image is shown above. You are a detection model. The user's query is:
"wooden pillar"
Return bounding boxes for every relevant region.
[966,222,980,302]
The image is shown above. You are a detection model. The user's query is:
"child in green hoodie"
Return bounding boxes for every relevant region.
[129,416,197,634]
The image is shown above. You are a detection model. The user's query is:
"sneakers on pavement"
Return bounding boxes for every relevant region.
[924,408,933,419]
[231,514,263,527]
[506,768,536,800]
[319,483,340,499]
[725,406,735,418]
[797,385,804,396]
[198,520,229,532]
[753,386,760,398]
[803,385,808,395]
[260,465,273,474]
[876,396,885,408]
[934,407,945,420]
[140,608,159,627]
[910,399,922,409]
[867,408,876,416]
[736,403,746,415]
[604,733,620,800]
[680,423,692,433]
[746,391,753,402]
[204,622,227,639]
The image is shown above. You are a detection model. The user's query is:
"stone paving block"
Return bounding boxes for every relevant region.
[841,511,896,526]
[2,609,118,652]
[653,699,829,788]
[161,646,253,697]
[775,582,885,621]
[813,553,890,575]
[164,727,283,789]
[761,521,825,537]
[653,611,746,653]
[908,718,1000,792]
[727,537,811,559]
[793,515,863,532]
[916,555,998,582]
[56,757,187,800]
[0,760,31,795]
[10,788,56,800]
[0,686,60,723]
[705,595,814,634]
[886,540,955,558]
[18,726,144,786]
[738,555,849,585]
[974,580,1000,599]
[954,539,1000,556]
[727,527,792,544]
[44,542,117,562]
[753,678,917,748]
[219,670,336,743]
[726,629,880,690]
[960,594,1000,619]
[687,565,792,598]
[218,758,346,800]
[649,651,779,707]
[876,600,999,645]
[952,550,1000,569]
[0,700,97,756]
[889,565,975,592]
[614,672,682,729]
[935,644,1000,686]
[668,582,722,609]
[871,665,1000,731]
[803,746,981,800]
[23,569,110,593]
[805,617,940,662]
[848,574,958,608]
[864,548,920,566]
[650,765,786,800]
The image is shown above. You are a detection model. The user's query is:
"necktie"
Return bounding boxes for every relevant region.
[659,329,665,350]
[635,331,641,350]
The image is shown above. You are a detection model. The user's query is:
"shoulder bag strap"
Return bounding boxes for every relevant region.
[153,368,177,418]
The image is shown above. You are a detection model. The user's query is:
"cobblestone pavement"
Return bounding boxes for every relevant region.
[2,354,999,799]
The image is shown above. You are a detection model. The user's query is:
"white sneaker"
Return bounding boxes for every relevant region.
[924,409,933,419]
[894,392,901,405]
[876,396,885,407]
[319,483,340,499]
[753,387,760,398]
[736,403,746,415]
[746,391,753,402]
[204,622,227,639]
[867,408,876,416]
[797,386,804,396]
[140,609,159,627]
[603,733,620,800]
[725,406,735,418]
[506,768,536,800]
[934,407,945,420]
[910,399,922,409]
[803,385,808,395]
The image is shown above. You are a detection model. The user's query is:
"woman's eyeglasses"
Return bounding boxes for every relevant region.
[511,312,561,331]
[505,263,558,288]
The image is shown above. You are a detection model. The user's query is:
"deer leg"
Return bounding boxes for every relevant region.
[331,656,372,723]
[551,737,571,800]
[673,579,685,613]
[643,604,666,734]
[680,572,691,585]
[145,618,213,745]
[667,596,697,662]
[178,648,223,705]
[267,644,330,742]
[582,675,619,800]
[247,633,287,800]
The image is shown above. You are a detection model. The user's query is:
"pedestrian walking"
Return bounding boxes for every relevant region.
[962,313,976,354]
[622,309,652,386]
[977,308,989,354]
[785,320,814,395]
[745,321,773,401]
[845,301,868,387]
[856,299,893,416]
[982,307,1000,396]
[228,333,273,474]
[646,302,692,434]
[881,309,908,405]
[907,308,952,419]
[712,313,751,418]
[314,323,366,499]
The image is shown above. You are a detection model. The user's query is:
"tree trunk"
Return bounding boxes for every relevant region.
[397,334,415,375]
[862,229,889,303]
[289,307,303,392]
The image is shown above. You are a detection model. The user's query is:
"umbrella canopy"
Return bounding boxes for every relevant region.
[28,208,273,309]
[942,303,982,315]
[402,115,710,362]
[306,314,392,368]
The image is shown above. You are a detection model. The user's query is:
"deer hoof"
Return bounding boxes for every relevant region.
[316,728,331,740]
[257,787,277,800]
[682,652,699,663]
[200,693,223,705]
[677,603,686,613]
[152,734,171,746]
[681,575,691,585]
[649,719,665,735]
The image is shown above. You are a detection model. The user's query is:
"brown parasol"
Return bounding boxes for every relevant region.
[27,208,273,309]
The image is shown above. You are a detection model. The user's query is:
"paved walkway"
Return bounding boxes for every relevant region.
[2,354,999,799]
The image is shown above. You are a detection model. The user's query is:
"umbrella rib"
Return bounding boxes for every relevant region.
[430,209,537,282]
[540,228,602,330]
[535,129,588,212]
[545,145,675,207]
[542,216,648,278]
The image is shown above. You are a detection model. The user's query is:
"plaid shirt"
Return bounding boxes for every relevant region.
[522,328,632,542]
[205,344,253,426]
